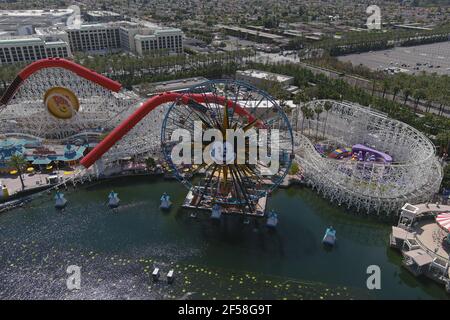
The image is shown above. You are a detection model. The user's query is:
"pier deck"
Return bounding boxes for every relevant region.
[414,220,449,260]
[182,189,267,217]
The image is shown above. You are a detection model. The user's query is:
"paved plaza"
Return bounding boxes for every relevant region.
[415,220,450,260]
[1,169,70,195]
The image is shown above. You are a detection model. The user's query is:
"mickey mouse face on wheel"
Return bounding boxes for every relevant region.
[44,87,80,120]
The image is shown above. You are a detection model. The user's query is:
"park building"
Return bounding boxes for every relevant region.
[216,24,287,44]
[236,69,299,95]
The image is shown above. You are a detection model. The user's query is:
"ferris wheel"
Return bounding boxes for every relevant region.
[161,79,294,214]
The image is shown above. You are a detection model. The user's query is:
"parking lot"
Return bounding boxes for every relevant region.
[338,41,450,76]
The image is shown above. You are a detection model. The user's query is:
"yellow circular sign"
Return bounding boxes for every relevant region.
[44,87,80,119]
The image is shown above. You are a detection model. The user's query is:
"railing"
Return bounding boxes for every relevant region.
[413,233,449,261]
[1,167,96,210]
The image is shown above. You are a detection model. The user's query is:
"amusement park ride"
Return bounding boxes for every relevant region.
[0,58,138,141]
[80,79,295,216]
[0,58,295,218]
[0,58,443,217]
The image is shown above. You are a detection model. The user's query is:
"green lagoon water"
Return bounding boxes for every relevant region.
[0,176,448,300]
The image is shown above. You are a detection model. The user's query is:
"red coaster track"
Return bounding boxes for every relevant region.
[0,58,121,106]
[80,91,260,168]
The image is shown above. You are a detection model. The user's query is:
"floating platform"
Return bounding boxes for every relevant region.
[108,191,120,208]
[160,193,172,210]
[211,204,222,219]
[54,192,67,209]
[182,188,267,217]
[323,227,337,246]
[152,267,160,281]
[167,269,174,284]
[266,210,278,228]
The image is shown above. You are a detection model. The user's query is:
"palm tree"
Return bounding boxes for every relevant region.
[293,91,307,132]
[436,131,450,155]
[381,79,390,99]
[402,88,412,106]
[305,107,314,136]
[392,85,400,102]
[300,105,309,134]
[314,104,323,140]
[413,89,426,113]
[322,101,333,138]
[7,154,28,191]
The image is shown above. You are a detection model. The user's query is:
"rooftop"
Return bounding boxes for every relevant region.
[65,20,179,34]
[86,11,121,17]
[216,24,285,41]
[0,37,43,45]
[404,249,433,267]
[0,9,73,17]
[236,69,294,83]
[135,77,209,96]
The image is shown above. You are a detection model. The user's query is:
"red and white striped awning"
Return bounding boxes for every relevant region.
[436,213,450,232]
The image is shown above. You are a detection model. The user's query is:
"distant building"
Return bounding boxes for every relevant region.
[216,24,286,44]
[236,69,299,94]
[236,69,293,86]
[0,15,184,63]
[66,21,183,55]
[66,23,122,54]
[84,11,123,23]
[0,37,71,65]
[0,9,73,34]
[135,28,183,55]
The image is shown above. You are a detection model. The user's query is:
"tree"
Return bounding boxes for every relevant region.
[293,91,307,132]
[305,107,314,136]
[381,79,390,99]
[322,101,333,138]
[145,157,156,169]
[314,104,323,139]
[413,89,426,113]
[7,154,28,191]
[289,162,300,175]
[442,165,450,190]
[300,105,309,134]
[402,88,412,105]
[436,131,450,154]
[392,85,401,102]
